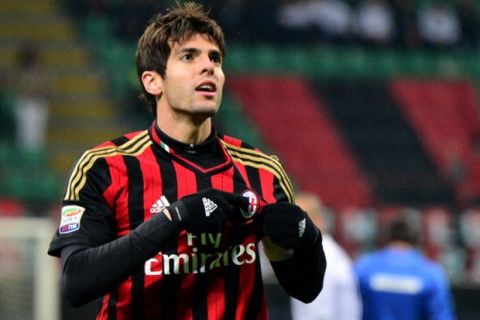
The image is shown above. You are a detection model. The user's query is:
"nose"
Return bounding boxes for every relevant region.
[200,56,215,75]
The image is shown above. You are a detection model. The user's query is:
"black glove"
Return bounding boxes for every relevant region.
[166,188,249,233]
[262,202,320,250]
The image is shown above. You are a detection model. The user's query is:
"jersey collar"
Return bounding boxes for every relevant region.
[149,122,233,174]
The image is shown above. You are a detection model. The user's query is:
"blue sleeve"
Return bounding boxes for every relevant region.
[426,265,456,320]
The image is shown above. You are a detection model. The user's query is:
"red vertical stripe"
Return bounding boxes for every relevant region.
[138,148,162,221]
[96,295,110,320]
[259,297,268,319]
[259,169,276,203]
[104,156,130,235]
[103,155,134,319]
[174,162,198,197]
[116,279,133,320]
[206,269,226,320]
[138,148,164,319]
[235,234,258,320]
[211,166,235,192]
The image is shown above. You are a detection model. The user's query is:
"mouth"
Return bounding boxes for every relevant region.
[195,81,217,93]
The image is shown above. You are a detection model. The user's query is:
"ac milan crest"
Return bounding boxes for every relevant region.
[241,190,260,219]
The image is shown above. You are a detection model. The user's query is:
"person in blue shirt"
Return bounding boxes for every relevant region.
[354,218,455,320]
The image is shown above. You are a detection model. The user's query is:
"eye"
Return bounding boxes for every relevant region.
[210,53,223,65]
[181,53,194,61]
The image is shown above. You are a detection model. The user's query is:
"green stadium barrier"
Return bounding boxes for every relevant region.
[0,142,11,166]
[2,167,61,204]
[304,46,340,77]
[0,144,61,204]
[81,16,115,45]
[464,55,480,80]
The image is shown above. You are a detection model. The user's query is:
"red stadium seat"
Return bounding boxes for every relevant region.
[391,80,480,205]
[0,198,26,217]
[228,75,375,210]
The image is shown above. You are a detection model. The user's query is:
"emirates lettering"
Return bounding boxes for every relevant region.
[145,232,257,276]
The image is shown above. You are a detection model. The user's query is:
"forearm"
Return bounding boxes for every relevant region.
[61,213,179,306]
[269,235,326,303]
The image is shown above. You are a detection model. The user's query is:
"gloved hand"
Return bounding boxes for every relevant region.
[261,202,320,250]
[165,188,249,233]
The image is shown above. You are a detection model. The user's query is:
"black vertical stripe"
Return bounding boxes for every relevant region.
[104,139,126,320]
[124,155,146,319]
[245,165,262,196]
[158,152,178,206]
[223,168,247,319]
[192,173,212,320]
[235,167,264,319]
[158,155,179,320]
[107,291,118,320]
[273,176,290,203]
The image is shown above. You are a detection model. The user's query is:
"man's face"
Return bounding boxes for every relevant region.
[158,33,225,120]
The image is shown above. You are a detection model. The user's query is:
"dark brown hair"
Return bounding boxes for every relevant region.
[135,1,226,116]
[384,219,420,246]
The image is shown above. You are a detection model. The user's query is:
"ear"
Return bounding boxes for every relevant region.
[141,71,162,96]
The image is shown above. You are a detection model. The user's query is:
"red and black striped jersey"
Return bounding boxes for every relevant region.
[49,123,294,320]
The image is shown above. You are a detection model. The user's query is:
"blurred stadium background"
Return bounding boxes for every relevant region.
[1,0,480,319]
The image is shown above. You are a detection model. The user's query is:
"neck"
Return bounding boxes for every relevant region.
[156,114,212,144]
[387,241,414,250]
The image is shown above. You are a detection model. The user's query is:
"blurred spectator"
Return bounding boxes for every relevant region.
[354,218,455,320]
[276,0,314,42]
[309,0,353,44]
[354,0,395,47]
[417,2,461,49]
[391,0,420,48]
[277,0,311,30]
[291,192,362,320]
[12,44,50,154]
[277,0,352,44]
[457,0,480,49]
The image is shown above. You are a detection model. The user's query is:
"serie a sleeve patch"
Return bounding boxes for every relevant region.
[59,205,85,234]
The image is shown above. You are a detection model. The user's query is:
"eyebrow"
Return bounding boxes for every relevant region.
[175,47,198,55]
[175,47,223,58]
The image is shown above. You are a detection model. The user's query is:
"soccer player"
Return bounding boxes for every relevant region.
[354,218,455,320]
[47,2,326,319]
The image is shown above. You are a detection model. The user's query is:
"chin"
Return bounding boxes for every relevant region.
[193,104,220,117]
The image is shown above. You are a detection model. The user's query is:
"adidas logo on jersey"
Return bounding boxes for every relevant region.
[150,195,170,214]
[202,197,218,216]
[299,218,306,238]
